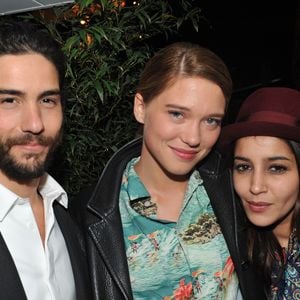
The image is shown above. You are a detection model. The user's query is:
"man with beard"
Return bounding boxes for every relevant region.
[0,22,91,300]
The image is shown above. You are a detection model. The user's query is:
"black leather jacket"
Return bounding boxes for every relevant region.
[71,138,266,300]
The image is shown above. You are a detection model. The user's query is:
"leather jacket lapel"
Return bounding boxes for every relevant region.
[88,213,133,300]
[86,139,142,300]
[201,168,239,265]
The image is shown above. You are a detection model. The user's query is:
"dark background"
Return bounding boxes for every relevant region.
[179,0,300,124]
[10,0,300,125]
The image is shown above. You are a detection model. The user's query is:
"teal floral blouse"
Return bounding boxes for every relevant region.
[119,158,239,299]
[271,229,300,299]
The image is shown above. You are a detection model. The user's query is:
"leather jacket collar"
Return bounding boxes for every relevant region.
[87,137,226,217]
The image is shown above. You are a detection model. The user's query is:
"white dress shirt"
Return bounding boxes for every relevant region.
[0,174,76,300]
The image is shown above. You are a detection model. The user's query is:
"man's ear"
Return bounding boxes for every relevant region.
[133,93,145,124]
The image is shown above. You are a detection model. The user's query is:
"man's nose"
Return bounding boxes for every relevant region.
[21,103,44,134]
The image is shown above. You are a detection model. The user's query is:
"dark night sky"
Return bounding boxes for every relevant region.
[182,0,299,123]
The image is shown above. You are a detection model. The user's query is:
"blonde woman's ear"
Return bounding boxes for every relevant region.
[133,93,146,124]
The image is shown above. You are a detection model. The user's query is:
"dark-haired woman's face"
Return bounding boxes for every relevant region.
[233,136,299,239]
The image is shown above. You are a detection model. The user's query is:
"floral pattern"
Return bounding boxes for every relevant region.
[119,158,239,299]
[270,229,300,300]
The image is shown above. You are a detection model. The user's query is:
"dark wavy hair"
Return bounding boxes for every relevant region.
[247,140,300,295]
[0,21,65,91]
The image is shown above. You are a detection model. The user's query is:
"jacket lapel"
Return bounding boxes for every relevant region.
[198,152,241,266]
[202,169,237,258]
[54,203,92,300]
[202,166,252,262]
[87,139,142,300]
[88,213,133,299]
[0,233,27,299]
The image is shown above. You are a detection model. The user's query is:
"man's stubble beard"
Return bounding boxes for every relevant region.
[0,128,63,182]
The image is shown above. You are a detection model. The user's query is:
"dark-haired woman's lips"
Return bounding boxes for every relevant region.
[245,200,272,213]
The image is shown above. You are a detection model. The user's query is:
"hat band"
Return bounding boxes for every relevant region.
[241,110,300,126]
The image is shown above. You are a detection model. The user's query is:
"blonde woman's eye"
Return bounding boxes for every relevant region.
[168,110,183,119]
[206,118,222,126]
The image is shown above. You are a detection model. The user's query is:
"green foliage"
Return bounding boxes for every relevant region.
[20,0,203,196]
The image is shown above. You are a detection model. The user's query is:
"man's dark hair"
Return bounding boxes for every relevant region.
[0,21,66,90]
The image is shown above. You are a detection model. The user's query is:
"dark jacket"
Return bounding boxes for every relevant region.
[0,202,92,300]
[72,138,266,300]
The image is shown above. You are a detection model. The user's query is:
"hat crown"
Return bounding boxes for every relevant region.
[219,87,300,148]
[236,87,300,122]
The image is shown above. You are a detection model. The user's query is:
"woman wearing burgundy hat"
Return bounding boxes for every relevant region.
[220,87,300,299]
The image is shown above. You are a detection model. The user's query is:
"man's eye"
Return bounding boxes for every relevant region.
[1,98,16,103]
[0,97,18,108]
[40,98,58,107]
[42,98,54,103]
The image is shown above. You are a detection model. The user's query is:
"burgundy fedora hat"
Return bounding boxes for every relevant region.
[219,87,300,149]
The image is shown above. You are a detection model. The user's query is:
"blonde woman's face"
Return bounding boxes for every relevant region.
[133,76,226,179]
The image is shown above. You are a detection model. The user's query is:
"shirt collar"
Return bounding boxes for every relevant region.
[125,157,203,202]
[38,174,68,209]
[0,185,20,222]
[0,173,68,222]
[185,170,203,196]
[125,157,150,201]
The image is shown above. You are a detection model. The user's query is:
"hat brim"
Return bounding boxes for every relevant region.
[219,121,300,150]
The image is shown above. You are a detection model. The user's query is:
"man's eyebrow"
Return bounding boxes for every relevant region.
[0,89,24,96]
[0,89,61,98]
[39,89,61,98]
